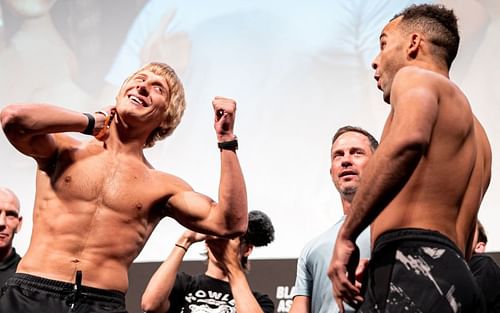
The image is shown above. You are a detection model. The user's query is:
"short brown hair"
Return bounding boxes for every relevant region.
[332,126,379,151]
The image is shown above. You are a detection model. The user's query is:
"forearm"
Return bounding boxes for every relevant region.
[141,239,191,313]
[1,103,91,136]
[217,149,248,236]
[228,269,265,313]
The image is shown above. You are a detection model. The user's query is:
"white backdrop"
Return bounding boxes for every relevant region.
[0,0,498,262]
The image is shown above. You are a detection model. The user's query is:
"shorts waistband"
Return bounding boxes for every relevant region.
[373,228,463,257]
[7,273,125,302]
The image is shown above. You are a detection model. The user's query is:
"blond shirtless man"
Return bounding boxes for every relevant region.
[0,62,248,313]
[328,4,491,313]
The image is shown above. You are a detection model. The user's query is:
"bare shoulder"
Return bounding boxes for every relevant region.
[53,133,83,148]
[393,66,448,90]
[149,168,194,195]
[390,67,441,105]
[391,66,457,106]
[146,168,208,219]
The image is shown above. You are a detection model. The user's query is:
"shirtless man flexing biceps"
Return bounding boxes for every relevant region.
[0,62,247,313]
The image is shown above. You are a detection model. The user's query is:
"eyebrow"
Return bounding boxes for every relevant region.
[379,33,387,40]
[135,72,169,90]
[2,209,19,217]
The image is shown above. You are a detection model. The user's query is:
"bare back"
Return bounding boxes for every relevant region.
[371,67,491,250]
[18,137,175,292]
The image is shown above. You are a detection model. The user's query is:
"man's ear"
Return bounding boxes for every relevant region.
[242,244,254,258]
[407,33,423,60]
[15,216,23,233]
[474,241,486,254]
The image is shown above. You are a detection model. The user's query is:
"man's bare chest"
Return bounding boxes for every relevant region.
[46,151,165,216]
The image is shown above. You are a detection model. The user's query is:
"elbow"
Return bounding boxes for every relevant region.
[141,295,166,313]
[0,104,18,130]
[219,217,249,239]
[225,226,247,239]
[140,300,155,313]
[1,104,30,136]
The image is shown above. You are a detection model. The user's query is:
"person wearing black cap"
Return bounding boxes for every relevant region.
[141,210,275,313]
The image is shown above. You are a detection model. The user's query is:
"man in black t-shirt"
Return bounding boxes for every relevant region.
[142,210,275,313]
[469,221,500,313]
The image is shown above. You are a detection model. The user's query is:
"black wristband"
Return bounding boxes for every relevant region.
[218,139,238,151]
[175,243,188,252]
[83,113,95,135]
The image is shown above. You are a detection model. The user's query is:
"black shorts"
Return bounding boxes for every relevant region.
[357,228,486,313]
[0,273,127,313]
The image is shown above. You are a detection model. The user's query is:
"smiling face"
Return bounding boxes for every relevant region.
[115,63,186,147]
[330,131,374,199]
[372,17,408,104]
[116,69,170,131]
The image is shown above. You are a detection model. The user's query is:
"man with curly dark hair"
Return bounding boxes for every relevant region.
[329,3,491,313]
[141,210,275,313]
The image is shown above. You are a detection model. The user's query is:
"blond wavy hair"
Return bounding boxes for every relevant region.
[121,62,186,148]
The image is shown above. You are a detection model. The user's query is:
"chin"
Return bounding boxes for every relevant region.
[341,186,357,195]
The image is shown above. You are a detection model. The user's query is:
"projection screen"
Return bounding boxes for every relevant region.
[0,0,498,262]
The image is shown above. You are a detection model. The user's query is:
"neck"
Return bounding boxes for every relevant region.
[205,261,229,282]
[0,247,13,263]
[104,118,150,157]
[341,196,353,216]
[411,59,450,78]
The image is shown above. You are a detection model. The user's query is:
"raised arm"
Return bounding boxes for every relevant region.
[0,103,110,163]
[167,97,248,237]
[142,231,206,313]
[207,238,274,313]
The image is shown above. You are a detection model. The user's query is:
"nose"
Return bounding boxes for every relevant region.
[136,82,149,96]
[372,54,379,70]
[340,155,353,167]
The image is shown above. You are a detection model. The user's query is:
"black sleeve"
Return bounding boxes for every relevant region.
[253,291,275,313]
[167,272,192,313]
[469,255,500,313]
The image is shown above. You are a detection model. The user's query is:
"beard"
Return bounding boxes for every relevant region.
[340,185,358,197]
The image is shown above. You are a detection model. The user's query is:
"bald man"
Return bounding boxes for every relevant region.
[0,187,22,287]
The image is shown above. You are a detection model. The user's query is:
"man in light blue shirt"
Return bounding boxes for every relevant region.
[290,126,378,313]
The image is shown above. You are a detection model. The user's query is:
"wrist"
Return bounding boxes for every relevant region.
[176,237,194,250]
[175,243,188,253]
[218,135,238,151]
[82,113,95,135]
[226,265,244,280]
[82,111,110,136]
